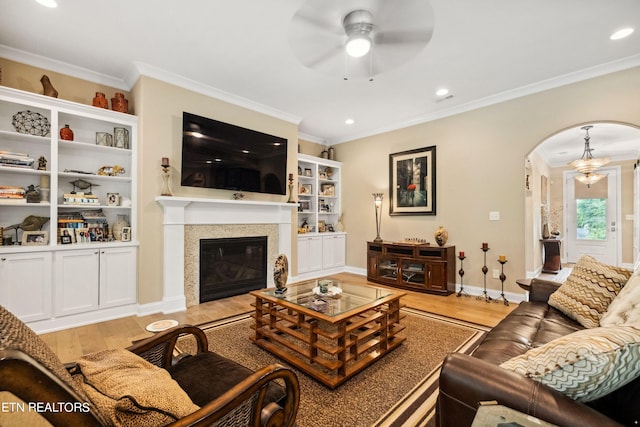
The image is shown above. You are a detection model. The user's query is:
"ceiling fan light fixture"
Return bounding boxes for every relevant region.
[345,34,371,58]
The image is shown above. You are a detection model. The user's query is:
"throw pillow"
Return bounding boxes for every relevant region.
[76,349,199,427]
[500,325,640,402]
[548,255,632,328]
[600,274,640,326]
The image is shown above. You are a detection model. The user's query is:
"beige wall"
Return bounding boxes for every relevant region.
[0,58,132,108]
[3,56,639,300]
[337,66,640,294]
[133,76,299,303]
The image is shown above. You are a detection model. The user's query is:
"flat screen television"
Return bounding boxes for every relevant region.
[181,112,288,195]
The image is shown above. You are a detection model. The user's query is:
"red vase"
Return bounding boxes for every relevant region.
[92,92,108,109]
[111,92,128,113]
[59,124,74,141]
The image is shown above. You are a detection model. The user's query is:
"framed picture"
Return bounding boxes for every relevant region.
[321,183,335,196]
[299,184,312,194]
[22,230,48,246]
[121,226,131,242]
[298,200,311,212]
[304,168,312,177]
[107,192,120,206]
[318,220,326,233]
[389,146,436,216]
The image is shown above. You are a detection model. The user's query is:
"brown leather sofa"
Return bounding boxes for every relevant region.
[436,278,639,427]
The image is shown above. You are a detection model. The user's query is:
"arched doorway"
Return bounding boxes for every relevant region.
[524,122,640,277]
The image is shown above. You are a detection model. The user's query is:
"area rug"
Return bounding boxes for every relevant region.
[178,309,489,427]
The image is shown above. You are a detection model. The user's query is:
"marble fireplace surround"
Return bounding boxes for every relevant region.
[156,196,297,313]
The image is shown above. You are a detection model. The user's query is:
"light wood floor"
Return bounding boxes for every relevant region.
[41,272,519,363]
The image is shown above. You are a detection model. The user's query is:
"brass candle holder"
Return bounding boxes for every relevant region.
[161,158,173,196]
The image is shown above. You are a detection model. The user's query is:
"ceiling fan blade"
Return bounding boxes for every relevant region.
[303,45,344,69]
[374,30,433,45]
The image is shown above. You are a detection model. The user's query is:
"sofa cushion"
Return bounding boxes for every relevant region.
[548,255,632,328]
[471,301,582,365]
[76,349,200,426]
[167,352,286,407]
[500,325,640,402]
[600,274,640,326]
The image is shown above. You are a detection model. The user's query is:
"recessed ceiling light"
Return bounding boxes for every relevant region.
[436,88,449,97]
[610,28,634,40]
[36,0,58,7]
[191,132,203,138]
[345,118,355,125]
[241,149,250,154]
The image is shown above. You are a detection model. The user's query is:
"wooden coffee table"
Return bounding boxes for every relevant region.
[250,279,406,388]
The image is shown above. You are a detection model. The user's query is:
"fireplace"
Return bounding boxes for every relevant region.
[199,236,267,302]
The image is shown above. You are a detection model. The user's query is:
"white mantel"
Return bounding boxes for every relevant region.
[156,196,297,313]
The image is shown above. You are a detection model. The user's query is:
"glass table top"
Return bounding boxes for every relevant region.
[258,279,397,317]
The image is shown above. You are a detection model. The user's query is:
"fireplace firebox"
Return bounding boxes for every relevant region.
[199,236,267,302]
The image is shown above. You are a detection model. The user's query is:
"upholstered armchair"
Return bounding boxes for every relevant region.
[0,305,299,426]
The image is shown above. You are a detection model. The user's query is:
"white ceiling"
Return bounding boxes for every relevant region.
[1,0,640,159]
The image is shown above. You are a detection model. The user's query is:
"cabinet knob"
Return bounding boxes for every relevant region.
[94,251,99,255]
[1,257,6,261]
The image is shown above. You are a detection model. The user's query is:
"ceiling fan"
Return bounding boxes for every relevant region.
[288,0,434,80]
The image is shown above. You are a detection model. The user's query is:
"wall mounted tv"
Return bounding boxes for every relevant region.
[181,112,288,195]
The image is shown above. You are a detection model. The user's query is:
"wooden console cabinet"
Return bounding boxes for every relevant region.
[367,241,456,295]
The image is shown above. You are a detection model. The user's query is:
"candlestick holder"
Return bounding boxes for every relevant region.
[161,164,173,196]
[478,246,492,303]
[495,259,509,306]
[457,255,470,297]
[287,174,295,203]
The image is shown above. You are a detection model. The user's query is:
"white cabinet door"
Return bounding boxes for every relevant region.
[322,234,346,269]
[99,247,137,308]
[55,249,100,317]
[0,252,52,322]
[298,236,323,273]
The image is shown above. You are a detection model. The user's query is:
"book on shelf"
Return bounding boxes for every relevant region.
[0,151,35,168]
[0,186,26,202]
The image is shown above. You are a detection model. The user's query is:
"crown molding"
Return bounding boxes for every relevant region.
[0,45,302,126]
[0,44,130,90]
[331,54,640,145]
[128,62,302,126]
[298,132,327,144]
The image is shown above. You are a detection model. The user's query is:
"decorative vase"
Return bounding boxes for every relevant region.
[434,225,448,247]
[111,92,129,113]
[92,92,109,109]
[59,124,74,141]
[328,146,336,160]
[273,254,288,295]
[112,214,129,241]
[542,223,550,239]
[113,127,129,149]
[40,75,58,98]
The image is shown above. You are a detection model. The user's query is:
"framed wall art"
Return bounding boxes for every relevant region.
[389,146,436,215]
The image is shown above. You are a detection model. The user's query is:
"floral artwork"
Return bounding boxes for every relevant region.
[389,146,436,215]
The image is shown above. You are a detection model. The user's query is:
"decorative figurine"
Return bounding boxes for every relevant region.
[273,254,289,295]
[37,156,47,171]
[40,75,58,98]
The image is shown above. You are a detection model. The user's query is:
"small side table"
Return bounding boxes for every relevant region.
[540,239,561,274]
